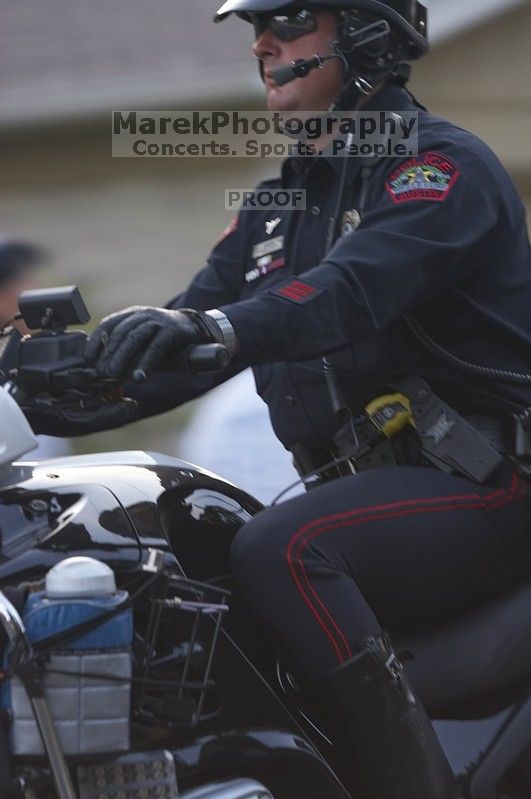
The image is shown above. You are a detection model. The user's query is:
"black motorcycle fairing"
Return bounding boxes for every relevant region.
[157,484,260,581]
[0,451,264,586]
[0,482,141,584]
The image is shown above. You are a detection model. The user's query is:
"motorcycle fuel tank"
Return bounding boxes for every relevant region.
[0,451,263,585]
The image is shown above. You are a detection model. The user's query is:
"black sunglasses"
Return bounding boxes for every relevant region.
[249,8,318,42]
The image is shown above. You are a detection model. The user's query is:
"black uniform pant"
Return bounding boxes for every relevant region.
[230,461,531,683]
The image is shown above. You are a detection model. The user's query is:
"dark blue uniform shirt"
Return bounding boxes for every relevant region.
[136,82,531,452]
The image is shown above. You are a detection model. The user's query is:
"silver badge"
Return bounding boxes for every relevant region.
[341,209,362,237]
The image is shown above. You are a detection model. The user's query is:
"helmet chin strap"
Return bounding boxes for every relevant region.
[328,71,375,114]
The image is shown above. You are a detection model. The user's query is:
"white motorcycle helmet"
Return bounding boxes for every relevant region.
[0,386,38,480]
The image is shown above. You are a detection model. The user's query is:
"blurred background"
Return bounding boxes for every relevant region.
[1,0,530,457]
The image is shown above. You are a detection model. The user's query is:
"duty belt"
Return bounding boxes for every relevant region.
[391,377,504,483]
[293,377,531,486]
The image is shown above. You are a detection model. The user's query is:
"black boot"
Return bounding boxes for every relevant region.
[316,633,462,799]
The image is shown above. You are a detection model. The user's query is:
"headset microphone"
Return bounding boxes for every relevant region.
[271,54,337,87]
[270,19,391,87]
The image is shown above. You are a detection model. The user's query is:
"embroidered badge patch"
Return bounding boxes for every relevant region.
[270,278,322,304]
[385,152,461,205]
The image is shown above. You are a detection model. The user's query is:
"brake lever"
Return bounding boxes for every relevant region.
[46,366,121,392]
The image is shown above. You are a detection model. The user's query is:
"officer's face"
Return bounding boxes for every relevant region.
[252,10,344,113]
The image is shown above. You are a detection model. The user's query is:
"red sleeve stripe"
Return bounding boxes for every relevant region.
[275,280,317,302]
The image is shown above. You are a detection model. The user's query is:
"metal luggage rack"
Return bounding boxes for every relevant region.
[134,572,230,728]
[0,568,230,799]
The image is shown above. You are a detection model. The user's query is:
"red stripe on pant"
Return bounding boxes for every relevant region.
[285,472,526,665]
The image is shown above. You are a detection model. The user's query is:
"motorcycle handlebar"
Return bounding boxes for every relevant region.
[132,343,229,383]
[7,335,230,396]
[0,286,230,401]
[189,342,230,371]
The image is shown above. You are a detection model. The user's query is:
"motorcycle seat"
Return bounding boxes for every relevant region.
[397,579,531,719]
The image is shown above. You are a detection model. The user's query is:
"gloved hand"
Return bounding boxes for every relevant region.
[84,306,234,379]
[17,391,141,437]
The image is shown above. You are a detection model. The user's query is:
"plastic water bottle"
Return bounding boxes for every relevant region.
[4,557,133,756]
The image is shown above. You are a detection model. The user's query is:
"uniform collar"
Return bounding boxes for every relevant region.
[282,82,418,186]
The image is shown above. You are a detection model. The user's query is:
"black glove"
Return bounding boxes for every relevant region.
[84,306,234,379]
[18,391,141,437]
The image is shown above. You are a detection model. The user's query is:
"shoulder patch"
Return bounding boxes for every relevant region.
[215,215,238,246]
[385,152,461,205]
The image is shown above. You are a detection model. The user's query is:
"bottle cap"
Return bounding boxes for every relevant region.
[45,556,116,598]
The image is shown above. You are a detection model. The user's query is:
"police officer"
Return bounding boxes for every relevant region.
[23,2,531,798]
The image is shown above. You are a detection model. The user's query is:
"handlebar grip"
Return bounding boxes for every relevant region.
[132,343,229,383]
[187,343,229,372]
